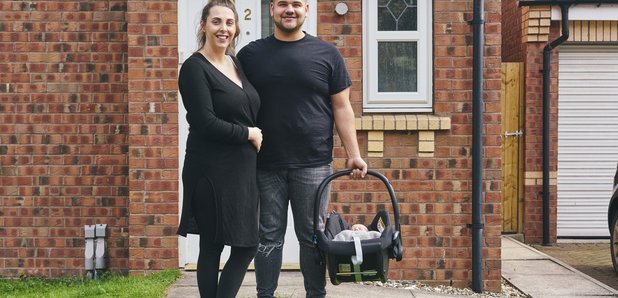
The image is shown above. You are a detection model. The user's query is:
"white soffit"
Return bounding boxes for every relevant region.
[552,4,618,21]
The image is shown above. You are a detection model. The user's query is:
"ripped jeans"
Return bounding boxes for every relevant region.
[254,165,332,298]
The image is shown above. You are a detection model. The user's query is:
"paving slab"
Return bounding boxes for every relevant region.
[533,240,618,292]
[504,271,616,297]
[167,237,618,298]
[167,271,415,298]
[501,236,618,297]
[501,246,547,260]
[503,259,573,275]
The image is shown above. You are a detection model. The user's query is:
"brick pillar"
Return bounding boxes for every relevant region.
[126,0,179,274]
[522,38,559,245]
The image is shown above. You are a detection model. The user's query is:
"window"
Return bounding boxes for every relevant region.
[363,0,432,112]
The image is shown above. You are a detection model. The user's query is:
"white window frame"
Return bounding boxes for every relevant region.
[363,0,432,113]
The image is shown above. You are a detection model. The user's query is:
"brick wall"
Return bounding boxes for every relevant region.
[0,1,130,276]
[568,20,618,42]
[502,0,525,62]
[0,0,179,277]
[513,4,618,244]
[318,0,503,291]
[126,0,179,275]
[1,0,504,291]
[500,1,559,244]
[521,30,559,245]
[521,6,551,43]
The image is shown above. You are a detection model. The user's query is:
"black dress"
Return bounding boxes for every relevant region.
[177,53,260,247]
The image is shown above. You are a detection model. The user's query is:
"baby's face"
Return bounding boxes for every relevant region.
[351,224,368,232]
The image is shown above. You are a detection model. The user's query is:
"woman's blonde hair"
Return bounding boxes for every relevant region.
[196,0,240,55]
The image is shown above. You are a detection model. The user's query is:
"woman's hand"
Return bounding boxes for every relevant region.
[248,127,262,152]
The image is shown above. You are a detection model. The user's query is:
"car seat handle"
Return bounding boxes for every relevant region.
[312,169,401,242]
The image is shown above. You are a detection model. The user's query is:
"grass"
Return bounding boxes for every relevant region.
[0,269,182,298]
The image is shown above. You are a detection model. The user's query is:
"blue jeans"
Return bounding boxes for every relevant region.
[255,165,332,298]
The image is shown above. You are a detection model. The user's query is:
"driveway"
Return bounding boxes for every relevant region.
[532,240,618,291]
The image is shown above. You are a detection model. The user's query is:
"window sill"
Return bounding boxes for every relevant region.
[354,115,451,158]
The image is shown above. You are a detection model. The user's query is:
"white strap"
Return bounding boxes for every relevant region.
[351,236,363,265]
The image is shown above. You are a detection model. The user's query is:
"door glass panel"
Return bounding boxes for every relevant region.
[378,0,417,31]
[261,0,274,37]
[378,41,417,92]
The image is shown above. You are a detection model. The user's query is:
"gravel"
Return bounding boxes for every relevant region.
[364,278,530,297]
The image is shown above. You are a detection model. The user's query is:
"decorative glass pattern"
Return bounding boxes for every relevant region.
[378,0,417,31]
[378,42,417,92]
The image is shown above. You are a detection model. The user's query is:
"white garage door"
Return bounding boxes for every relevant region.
[557,46,618,237]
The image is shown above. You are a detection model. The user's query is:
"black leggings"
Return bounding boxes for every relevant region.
[196,239,257,298]
[192,178,257,298]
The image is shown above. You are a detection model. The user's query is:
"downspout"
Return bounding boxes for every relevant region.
[471,0,484,293]
[542,4,570,246]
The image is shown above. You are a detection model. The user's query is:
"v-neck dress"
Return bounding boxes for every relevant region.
[177,53,261,247]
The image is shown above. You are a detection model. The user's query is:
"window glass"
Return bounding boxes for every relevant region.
[378,0,417,31]
[378,41,417,92]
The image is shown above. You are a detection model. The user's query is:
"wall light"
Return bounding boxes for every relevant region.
[335,3,348,16]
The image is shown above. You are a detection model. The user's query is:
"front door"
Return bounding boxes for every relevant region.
[177,0,317,269]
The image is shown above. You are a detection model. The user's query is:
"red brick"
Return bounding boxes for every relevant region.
[0,0,506,291]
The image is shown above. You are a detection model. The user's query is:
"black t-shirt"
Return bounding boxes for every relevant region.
[238,34,352,170]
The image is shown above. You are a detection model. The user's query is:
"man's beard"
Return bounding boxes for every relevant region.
[274,16,305,33]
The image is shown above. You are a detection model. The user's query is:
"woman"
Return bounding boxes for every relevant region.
[176,1,261,297]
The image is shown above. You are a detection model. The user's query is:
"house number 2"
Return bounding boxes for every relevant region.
[244,9,251,20]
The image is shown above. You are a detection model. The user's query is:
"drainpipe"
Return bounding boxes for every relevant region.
[471,0,484,293]
[542,4,570,246]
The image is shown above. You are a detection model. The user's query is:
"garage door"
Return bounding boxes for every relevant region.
[557,46,618,237]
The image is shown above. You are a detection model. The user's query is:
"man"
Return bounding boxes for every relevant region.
[237,0,367,297]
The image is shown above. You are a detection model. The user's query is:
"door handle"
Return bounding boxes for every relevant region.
[504,130,523,137]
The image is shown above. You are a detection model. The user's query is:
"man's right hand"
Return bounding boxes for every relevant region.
[346,156,367,179]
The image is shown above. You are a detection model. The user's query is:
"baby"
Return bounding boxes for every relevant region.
[333,223,381,241]
[351,224,368,232]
